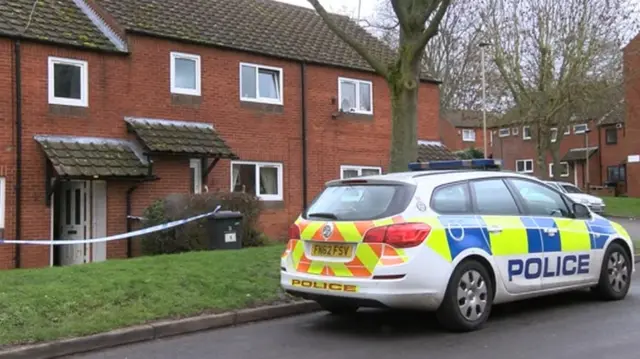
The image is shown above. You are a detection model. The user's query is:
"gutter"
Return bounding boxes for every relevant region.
[300,62,308,210]
[14,40,22,268]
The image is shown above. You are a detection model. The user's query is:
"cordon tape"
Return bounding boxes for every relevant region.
[0,205,222,246]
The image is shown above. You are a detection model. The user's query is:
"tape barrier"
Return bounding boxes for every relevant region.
[0,205,222,246]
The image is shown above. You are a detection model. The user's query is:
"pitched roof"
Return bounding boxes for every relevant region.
[34,135,149,177]
[561,147,599,162]
[125,117,237,158]
[417,141,458,162]
[0,0,119,51]
[94,0,437,82]
[443,110,500,128]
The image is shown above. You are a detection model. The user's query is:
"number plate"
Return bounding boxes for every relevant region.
[310,243,353,258]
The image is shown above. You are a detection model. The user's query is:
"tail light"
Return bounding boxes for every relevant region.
[288,224,301,239]
[363,223,431,248]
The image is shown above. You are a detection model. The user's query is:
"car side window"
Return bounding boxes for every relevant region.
[431,182,470,214]
[508,178,571,217]
[470,179,520,215]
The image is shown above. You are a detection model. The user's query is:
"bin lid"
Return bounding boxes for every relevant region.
[210,210,243,219]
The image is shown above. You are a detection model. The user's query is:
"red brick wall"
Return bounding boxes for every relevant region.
[0,38,16,268]
[439,121,488,153]
[0,34,441,269]
[624,35,640,197]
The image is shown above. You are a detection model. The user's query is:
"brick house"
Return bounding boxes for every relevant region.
[623,32,640,198]
[0,0,441,269]
[439,110,499,152]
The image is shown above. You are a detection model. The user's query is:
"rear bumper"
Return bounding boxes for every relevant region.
[280,246,453,311]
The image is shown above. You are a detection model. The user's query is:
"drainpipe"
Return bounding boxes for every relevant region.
[597,125,603,185]
[300,62,308,210]
[125,184,139,258]
[14,39,22,268]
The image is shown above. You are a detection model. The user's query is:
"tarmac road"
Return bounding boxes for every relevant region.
[69,217,640,359]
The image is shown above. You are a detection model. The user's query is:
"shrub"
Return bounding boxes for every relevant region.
[139,191,265,255]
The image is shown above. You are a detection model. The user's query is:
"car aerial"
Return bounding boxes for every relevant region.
[545,180,606,215]
[280,159,634,332]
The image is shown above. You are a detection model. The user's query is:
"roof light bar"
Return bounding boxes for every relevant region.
[408,159,503,171]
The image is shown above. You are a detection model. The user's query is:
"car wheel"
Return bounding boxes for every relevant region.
[317,300,359,315]
[594,242,631,301]
[436,259,493,332]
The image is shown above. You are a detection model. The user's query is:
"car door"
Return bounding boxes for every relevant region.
[506,178,595,290]
[468,178,543,294]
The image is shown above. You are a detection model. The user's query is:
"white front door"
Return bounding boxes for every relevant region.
[60,181,88,265]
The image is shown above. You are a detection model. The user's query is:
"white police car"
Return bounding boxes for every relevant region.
[280,159,634,332]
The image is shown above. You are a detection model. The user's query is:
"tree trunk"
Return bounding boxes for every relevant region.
[388,79,419,173]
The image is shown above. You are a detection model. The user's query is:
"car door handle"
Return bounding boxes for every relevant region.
[544,228,558,236]
[488,225,502,233]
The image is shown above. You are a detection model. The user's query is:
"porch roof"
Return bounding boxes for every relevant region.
[34,135,149,178]
[417,140,458,162]
[561,146,599,162]
[124,117,238,158]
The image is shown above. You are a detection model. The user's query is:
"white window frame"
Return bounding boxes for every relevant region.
[564,126,571,135]
[549,162,570,177]
[462,129,476,142]
[512,127,519,135]
[190,159,202,194]
[515,159,534,174]
[522,126,531,140]
[239,62,284,105]
[48,56,88,107]
[574,124,588,134]
[0,177,4,234]
[340,165,382,179]
[338,77,374,115]
[170,52,201,96]
[230,160,283,201]
[550,128,558,142]
[499,128,510,137]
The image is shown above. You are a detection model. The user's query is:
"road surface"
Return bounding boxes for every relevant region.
[70,217,640,359]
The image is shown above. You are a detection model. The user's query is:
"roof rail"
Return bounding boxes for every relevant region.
[408,159,503,171]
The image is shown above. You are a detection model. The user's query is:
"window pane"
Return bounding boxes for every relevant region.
[342,169,359,179]
[526,161,533,171]
[74,188,81,225]
[174,58,196,89]
[54,63,82,99]
[259,166,279,195]
[510,179,570,217]
[65,189,72,225]
[432,183,469,214]
[241,65,257,99]
[190,167,196,193]
[340,81,356,111]
[232,164,256,195]
[562,184,582,194]
[359,82,371,112]
[471,179,519,215]
[361,168,380,176]
[258,69,280,100]
[516,161,524,172]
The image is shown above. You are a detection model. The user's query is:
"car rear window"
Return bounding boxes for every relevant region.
[304,184,414,221]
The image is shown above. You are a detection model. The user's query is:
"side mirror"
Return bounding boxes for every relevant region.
[573,203,591,219]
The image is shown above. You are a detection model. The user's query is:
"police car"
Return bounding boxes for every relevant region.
[280,159,634,332]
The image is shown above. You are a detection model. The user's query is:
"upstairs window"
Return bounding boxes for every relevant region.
[512,127,519,135]
[338,77,373,114]
[606,128,618,144]
[231,161,283,201]
[574,124,588,134]
[170,52,201,96]
[462,129,476,142]
[240,63,283,105]
[48,57,88,107]
[340,165,381,179]
[522,126,531,140]
[499,128,510,137]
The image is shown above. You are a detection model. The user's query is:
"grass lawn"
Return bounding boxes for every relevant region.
[603,197,640,218]
[0,244,289,347]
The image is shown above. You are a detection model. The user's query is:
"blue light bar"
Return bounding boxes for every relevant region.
[408,159,503,171]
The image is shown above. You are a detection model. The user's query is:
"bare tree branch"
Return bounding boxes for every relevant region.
[413,0,452,61]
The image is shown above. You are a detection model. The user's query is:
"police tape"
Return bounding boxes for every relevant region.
[0,205,222,246]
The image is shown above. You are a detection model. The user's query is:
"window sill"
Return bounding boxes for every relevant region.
[334,112,373,121]
[48,104,88,117]
[172,94,202,107]
[240,101,284,114]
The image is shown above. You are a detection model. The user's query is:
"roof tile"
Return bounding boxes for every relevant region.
[34,135,149,177]
[417,142,458,162]
[0,0,118,51]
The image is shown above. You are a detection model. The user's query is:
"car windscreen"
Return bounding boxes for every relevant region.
[561,184,582,194]
[304,183,414,221]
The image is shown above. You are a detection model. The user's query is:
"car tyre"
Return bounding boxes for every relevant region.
[317,301,359,315]
[593,242,631,301]
[436,259,493,332]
